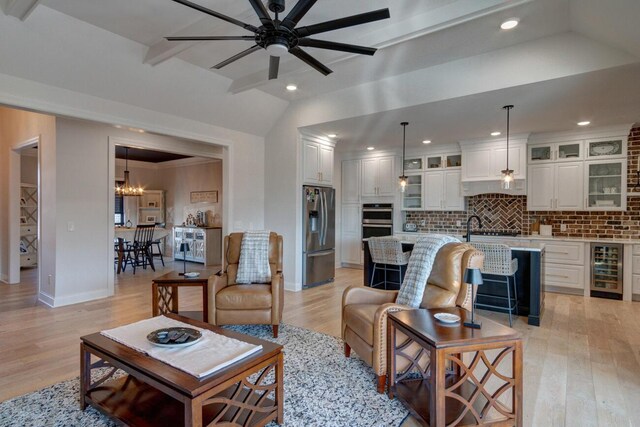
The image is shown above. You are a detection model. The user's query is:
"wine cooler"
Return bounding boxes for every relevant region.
[590,243,623,300]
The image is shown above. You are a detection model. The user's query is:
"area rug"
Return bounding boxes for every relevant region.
[0,323,409,427]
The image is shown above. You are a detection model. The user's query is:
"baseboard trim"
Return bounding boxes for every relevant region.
[51,289,111,307]
[284,280,301,292]
[633,294,640,302]
[0,273,8,284]
[545,285,584,296]
[38,291,54,307]
[341,263,363,270]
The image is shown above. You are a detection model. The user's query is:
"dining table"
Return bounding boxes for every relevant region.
[114,227,171,274]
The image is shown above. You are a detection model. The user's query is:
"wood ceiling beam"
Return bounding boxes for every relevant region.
[3,0,42,20]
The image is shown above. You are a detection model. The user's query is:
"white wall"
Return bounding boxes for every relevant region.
[20,153,38,185]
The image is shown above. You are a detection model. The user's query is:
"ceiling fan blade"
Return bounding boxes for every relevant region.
[269,56,280,80]
[296,8,390,37]
[211,45,262,69]
[298,38,377,56]
[171,0,258,33]
[166,36,256,41]
[247,0,274,27]
[289,46,332,76]
[281,0,317,30]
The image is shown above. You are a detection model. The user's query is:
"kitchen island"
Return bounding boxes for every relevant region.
[363,238,545,326]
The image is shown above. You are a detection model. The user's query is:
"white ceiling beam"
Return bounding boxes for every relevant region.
[228,0,533,94]
[144,4,256,66]
[3,0,42,20]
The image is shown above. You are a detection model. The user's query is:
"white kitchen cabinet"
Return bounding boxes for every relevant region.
[527,162,583,211]
[424,171,443,210]
[585,136,626,159]
[460,137,527,182]
[341,204,362,265]
[402,173,423,210]
[529,141,583,163]
[303,139,334,186]
[539,240,587,292]
[341,159,361,203]
[361,156,396,197]
[423,170,464,211]
[585,159,626,211]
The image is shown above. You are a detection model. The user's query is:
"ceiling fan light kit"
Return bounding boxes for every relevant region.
[168,0,390,80]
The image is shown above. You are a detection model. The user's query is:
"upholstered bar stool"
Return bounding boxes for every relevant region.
[368,237,411,290]
[469,242,518,326]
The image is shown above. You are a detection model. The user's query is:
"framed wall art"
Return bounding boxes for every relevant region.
[190,190,218,204]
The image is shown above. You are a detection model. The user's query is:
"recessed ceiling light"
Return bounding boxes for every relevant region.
[114,125,123,129]
[367,146,375,151]
[500,19,519,30]
[327,133,337,138]
[422,140,432,144]
[577,121,591,126]
[491,131,501,136]
[286,84,298,91]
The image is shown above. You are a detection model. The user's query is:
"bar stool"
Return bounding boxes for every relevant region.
[469,242,518,326]
[368,237,411,290]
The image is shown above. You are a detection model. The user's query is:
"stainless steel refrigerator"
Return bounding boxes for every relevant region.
[303,186,335,288]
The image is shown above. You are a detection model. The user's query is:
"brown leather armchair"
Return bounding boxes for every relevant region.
[208,232,284,337]
[342,242,484,392]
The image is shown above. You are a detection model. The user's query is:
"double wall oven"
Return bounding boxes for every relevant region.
[362,203,393,241]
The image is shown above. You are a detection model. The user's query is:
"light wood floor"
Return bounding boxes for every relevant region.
[1,263,640,426]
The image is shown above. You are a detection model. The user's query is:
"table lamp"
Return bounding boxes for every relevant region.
[179,242,190,276]
[463,267,483,329]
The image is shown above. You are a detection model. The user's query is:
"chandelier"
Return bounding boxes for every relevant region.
[115,147,143,197]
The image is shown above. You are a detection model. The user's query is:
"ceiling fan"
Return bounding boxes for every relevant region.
[167,0,390,80]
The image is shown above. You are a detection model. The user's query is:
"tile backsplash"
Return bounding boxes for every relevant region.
[404,126,640,239]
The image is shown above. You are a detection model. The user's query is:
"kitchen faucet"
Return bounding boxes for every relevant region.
[465,215,482,242]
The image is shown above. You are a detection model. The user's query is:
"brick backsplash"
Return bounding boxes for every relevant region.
[405,126,640,239]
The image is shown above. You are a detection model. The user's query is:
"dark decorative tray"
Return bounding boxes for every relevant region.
[147,327,202,348]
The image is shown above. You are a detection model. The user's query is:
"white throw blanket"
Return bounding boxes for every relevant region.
[236,230,272,284]
[396,234,460,308]
[101,316,262,378]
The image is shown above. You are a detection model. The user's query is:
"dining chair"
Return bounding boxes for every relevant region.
[127,224,156,271]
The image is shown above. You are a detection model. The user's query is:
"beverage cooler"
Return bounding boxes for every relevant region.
[590,243,623,300]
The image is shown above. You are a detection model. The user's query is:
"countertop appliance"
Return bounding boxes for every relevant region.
[303,186,335,289]
[362,203,393,240]
[590,242,623,300]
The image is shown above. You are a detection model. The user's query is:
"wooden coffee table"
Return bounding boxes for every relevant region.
[387,308,522,427]
[80,314,284,426]
[152,271,212,322]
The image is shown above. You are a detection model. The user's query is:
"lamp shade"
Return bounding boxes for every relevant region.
[179,242,190,252]
[463,267,483,286]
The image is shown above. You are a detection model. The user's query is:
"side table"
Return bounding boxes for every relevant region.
[387,308,523,426]
[152,271,210,322]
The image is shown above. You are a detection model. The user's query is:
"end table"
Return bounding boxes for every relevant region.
[152,271,210,322]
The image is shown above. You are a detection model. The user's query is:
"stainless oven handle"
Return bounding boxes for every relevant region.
[362,224,393,228]
[362,208,393,212]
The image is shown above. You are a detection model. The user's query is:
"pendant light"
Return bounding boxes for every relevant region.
[501,105,515,190]
[399,122,409,192]
[115,147,144,197]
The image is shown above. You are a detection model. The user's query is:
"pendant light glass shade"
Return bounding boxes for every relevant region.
[399,122,409,192]
[501,105,514,190]
[115,147,144,197]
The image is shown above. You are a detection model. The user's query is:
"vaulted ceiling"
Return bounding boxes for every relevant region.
[2,0,639,145]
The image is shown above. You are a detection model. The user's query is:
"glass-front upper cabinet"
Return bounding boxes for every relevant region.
[402,174,423,210]
[424,153,462,169]
[446,154,462,168]
[403,157,423,172]
[586,160,626,211]
[529,142,582,163]
[586,137,626,159]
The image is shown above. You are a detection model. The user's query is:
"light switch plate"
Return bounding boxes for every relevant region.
[67,221,75,232]
[560,223,567,232]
